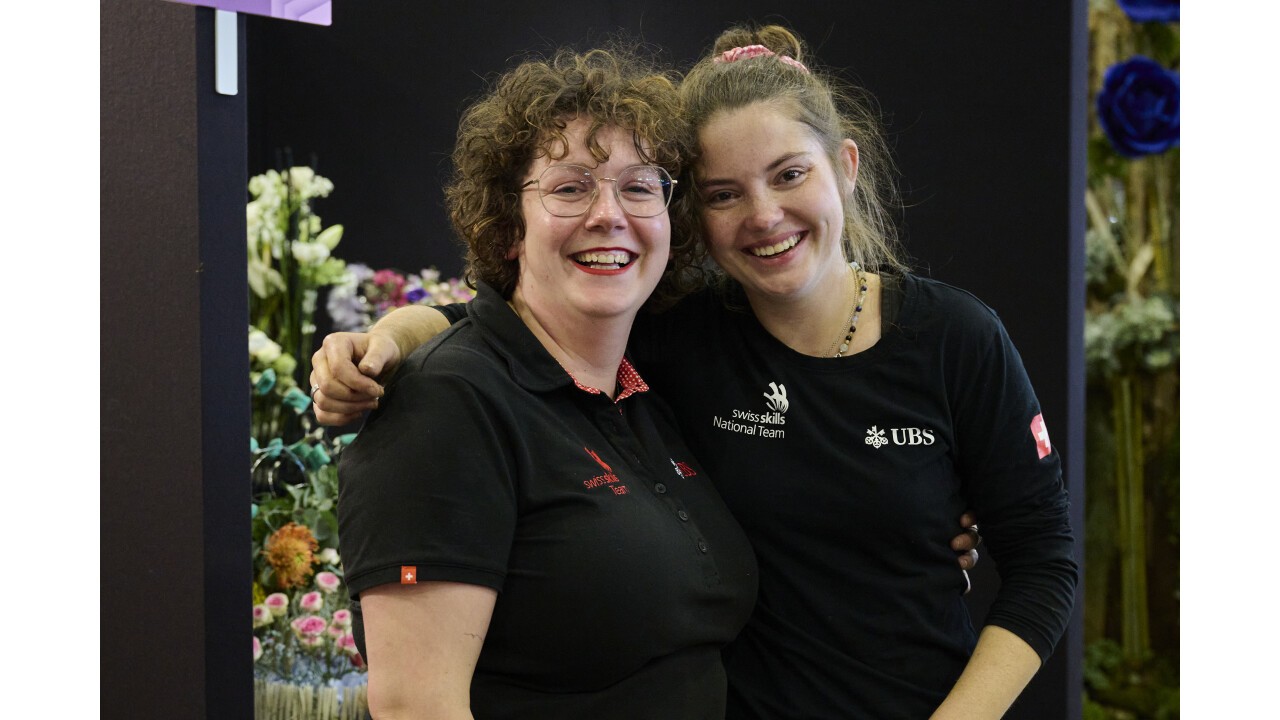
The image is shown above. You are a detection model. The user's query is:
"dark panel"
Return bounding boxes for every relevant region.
[197,10,253,720]
[102,2,249,717]
[102,1,204,717]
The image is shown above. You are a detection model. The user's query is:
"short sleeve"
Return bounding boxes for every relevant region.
[338,360,518,598]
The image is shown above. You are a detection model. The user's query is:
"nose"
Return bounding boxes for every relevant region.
[583,178,627,231]
[745,192,783,231]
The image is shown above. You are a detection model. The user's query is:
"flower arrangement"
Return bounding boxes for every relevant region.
[327,264,475,332]
[1082,2,1179,718]
[244,166,472,717]
[248,167,348,443]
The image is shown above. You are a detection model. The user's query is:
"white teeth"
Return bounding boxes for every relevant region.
[750,233,801,257]
[573,251,633,266]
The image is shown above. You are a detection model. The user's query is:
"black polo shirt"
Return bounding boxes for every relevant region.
[339,282,758,720]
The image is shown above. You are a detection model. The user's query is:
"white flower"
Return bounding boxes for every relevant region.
[292,242,330,266]
[318,548,340,565]
[248,328,282,364]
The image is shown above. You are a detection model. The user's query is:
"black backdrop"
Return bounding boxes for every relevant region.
[247,1,1087,716]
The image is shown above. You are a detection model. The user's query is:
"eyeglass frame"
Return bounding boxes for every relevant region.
[519,164,678,218]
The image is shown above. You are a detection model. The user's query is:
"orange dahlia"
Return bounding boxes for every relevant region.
[264,522,319,589]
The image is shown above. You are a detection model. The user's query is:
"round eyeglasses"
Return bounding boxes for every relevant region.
[521,164,677,218]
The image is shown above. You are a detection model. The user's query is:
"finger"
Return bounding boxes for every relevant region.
[357,335,402,382]
[314,353,370,404]
[959,511,978,529]
[314,407,367,427]
[311,386,376,427]
[321,335,384,398]
[950,529,977,552]
[958,548,979,571]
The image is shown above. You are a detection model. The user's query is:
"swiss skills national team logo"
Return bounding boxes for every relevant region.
[582,447,628,495]
[762,382,789,413]
[712,381,788,440]
[1030,413,1052,459]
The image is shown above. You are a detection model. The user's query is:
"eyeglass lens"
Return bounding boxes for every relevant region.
[535,165,672,217]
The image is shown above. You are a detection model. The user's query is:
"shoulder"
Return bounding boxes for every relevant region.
[898,273,1008,340]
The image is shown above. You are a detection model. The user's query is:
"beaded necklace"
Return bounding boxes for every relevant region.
[827,262,868,358]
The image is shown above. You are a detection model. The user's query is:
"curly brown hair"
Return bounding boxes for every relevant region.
[674,24,906,283]
[446,47,688,301]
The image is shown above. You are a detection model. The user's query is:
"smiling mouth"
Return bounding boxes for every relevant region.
[572,251,634,270]
[749,233,803,257]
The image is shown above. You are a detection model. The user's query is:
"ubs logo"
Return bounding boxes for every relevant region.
[865,426,936,449]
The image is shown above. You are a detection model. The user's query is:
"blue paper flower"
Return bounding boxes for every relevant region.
[1117,0,1179,24]
[1097,56,1179,158]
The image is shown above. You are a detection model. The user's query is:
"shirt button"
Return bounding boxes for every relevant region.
[698,540,709,553]
[677,510,689,521]
[654,483,667,494]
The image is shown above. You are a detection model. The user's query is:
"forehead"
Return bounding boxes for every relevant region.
[696,103,821,175]
[534,118,648,168]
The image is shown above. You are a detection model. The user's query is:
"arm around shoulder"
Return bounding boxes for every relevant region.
[372,305,454,364]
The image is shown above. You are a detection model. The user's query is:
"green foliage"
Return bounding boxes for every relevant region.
[1082,2,1179,717]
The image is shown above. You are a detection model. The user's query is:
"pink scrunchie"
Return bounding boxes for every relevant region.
[712,44,810,74]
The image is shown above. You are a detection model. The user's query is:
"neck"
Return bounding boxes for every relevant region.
[744,262,881,358]
[508,288,633,397]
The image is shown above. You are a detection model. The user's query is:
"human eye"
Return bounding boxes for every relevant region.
[621,168,666,197]
[543,166,593,199]
[549,180,590,197]
[777,167,809,185]
[701,188,739,208]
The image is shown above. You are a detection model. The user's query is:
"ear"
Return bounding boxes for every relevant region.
[505,240,522,261]
[838,139,859,190]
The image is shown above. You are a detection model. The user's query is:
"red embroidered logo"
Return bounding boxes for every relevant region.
[583,447,627,495]
[670,459,698,478]
[1030,414,1052,459]
[585,447,613,473]
[401,566,418,585]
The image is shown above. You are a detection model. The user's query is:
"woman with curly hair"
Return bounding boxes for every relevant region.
[335,47,757,719]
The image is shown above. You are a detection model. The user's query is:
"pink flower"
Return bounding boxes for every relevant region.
[299,591,323,612]
[252,604,273,628]
[298,635,326,648]
[264,593,290,617]
[327,624,346,640]
[291,614,328,638]
[253,636,263,662]
[315,571,341,594]
[336,631,359,655]
[331,609,352,628]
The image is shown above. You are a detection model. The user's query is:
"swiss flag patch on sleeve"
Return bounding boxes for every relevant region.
[1030,414,1052,459]
[401,566,418,585]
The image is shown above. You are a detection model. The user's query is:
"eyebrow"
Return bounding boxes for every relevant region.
[697,151,812,188]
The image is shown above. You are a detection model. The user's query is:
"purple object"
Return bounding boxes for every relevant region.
[165,0,332,26]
